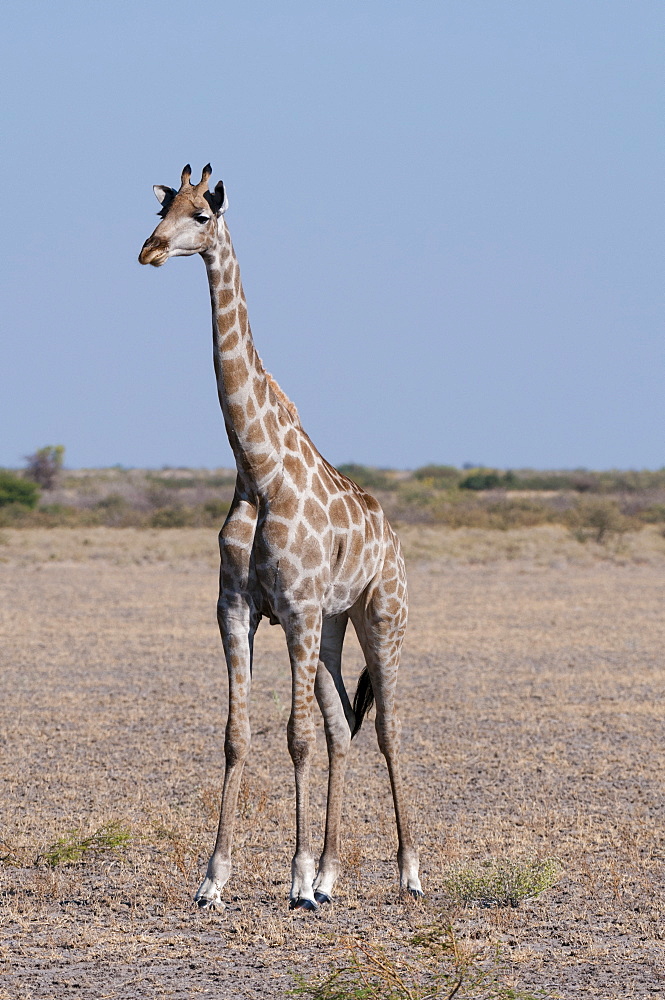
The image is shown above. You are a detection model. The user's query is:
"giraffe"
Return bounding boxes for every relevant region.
[139,164,422,910]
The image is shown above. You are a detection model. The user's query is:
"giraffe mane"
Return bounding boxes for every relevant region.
[265,371,301,427]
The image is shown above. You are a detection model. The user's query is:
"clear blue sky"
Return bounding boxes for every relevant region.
[1,1,663,471]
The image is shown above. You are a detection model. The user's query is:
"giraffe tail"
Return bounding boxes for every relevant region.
[351,667,374,738]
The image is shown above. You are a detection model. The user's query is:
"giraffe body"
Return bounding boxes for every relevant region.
[139,165,421,910]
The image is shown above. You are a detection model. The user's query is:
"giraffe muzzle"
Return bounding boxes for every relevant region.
[139,238,170,267]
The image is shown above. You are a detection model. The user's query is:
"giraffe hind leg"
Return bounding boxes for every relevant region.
[350,553,423,898]
[312,613,351,904]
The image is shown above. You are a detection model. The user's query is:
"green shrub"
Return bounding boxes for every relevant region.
[0,471,40,509]
[413,465,462,489]
[150,505,191,528]
[442,857,561,908]
[566,498,634,544]
[592,468,665,493]
[459,470,502,491]
[483,497,559,530]
[392,487,561,529]
[396,480,448,507]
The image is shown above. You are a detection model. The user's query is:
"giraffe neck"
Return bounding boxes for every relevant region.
[203,219,296,495]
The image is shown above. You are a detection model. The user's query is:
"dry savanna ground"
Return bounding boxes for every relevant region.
[1,524,665,998]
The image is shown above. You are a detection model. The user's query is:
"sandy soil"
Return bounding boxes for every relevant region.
[1,526,664,998]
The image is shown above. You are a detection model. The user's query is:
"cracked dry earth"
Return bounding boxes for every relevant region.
[1,525,664,999]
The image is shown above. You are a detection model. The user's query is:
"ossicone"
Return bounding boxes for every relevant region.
[196,163,213,190]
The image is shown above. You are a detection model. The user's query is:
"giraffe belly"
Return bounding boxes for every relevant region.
[251,543,380,621]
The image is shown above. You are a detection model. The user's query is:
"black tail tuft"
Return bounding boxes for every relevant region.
[351,667,374,738]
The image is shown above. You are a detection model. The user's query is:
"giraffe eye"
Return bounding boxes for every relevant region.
[194,214,210,224]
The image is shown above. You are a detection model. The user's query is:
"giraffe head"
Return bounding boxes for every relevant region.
[139,164,228,267]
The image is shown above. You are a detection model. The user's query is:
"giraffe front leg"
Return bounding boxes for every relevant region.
[285,610,322,911]
[195,600,257,909]
[196,498,258,909]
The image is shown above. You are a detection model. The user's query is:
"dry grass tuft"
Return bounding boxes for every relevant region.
[292,921,549,999]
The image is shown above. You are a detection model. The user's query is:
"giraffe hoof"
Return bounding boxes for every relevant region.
[314,891,332,905]
[196,895,225,911]
[407,888,424,899]
[289,897,318,911]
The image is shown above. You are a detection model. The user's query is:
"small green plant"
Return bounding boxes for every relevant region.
[0,471,40,509]
[291,924,550,999]
[41,822,130,867]
[441,857,561,909]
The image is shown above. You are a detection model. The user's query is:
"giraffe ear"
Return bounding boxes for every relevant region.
[206,180,228,216]
[153,185,176,207]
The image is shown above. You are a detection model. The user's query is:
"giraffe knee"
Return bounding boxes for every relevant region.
[287,736,315,766]
[224,719,251,766]
[287,718,316,766]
